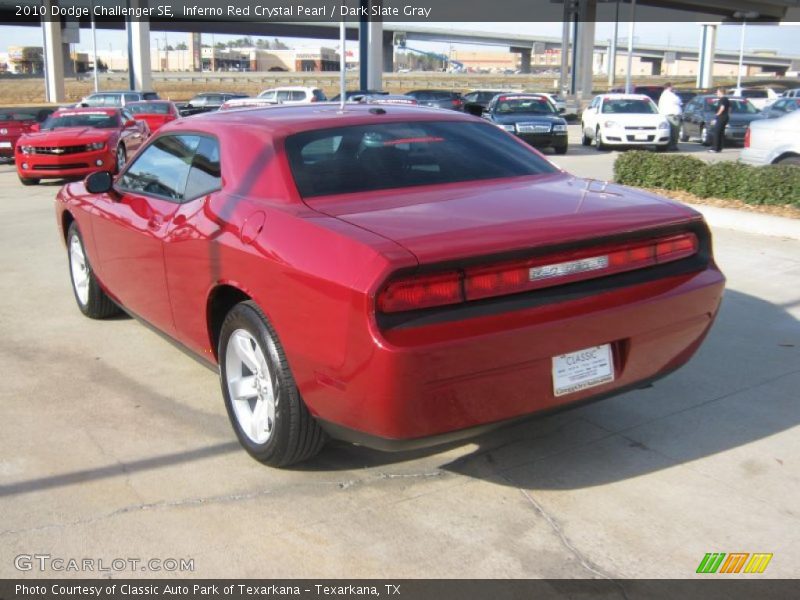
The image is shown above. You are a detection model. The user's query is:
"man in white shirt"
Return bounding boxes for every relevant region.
[658,83,683,151]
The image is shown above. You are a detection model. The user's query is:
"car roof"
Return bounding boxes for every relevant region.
[599,93,653,100]
[169,103,473,135]
[261,86,320,92]
[55,107,119,114]
[89,90,155,95]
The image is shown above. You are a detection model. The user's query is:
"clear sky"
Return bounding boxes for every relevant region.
[0,21,798,55]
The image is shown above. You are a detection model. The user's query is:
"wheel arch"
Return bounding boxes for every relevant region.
[207,283,253,361]
[772,151,800,165]
[61,210,76,244]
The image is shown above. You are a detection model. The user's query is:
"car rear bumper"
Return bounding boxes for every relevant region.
[0,139,16,157]
[304,264,725,447]
[16,148,114,179]
[738,147,769,166]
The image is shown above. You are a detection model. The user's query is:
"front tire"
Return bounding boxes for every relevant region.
[553,143,568,155]
[594,127,606,151]
[19,176,39,186]
[679,124,689,142]
[581,124,591,146]
[67,222,119,319]
[115,145,126,174]
[219,301,326,467]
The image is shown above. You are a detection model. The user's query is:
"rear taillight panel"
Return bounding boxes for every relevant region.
[744,127,751,148]
[377,232,700,314]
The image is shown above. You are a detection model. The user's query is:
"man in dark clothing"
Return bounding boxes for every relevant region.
[709,88,730,153]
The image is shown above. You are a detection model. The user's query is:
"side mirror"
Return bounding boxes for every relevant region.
[85,171,114,194]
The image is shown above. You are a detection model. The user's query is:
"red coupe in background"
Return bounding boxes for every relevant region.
[16,107,148,185]
[0,107,53,161]
[55,104,725,467]
[127,100,181,132]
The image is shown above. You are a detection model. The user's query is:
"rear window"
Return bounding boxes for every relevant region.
[129,103,171,115]
[285,121,557,198]
[741,90,767,99]
[602,99,657,114]
[143,92,160,100]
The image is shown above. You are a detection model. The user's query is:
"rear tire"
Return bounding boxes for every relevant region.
[700,125,711,147]
[219,301,327,467]
[19,176,39,186]
[67,222,119,319]
[776,155,800,167]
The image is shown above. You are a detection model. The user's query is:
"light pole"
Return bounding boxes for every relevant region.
[734,11,759,90]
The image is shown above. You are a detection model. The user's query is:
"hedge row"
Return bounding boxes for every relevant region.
[613,152,800,207]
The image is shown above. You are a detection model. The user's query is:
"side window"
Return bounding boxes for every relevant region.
[260,91,276,101]
[121,109,134,123]
[192,96,207,107]
[124,93,139,105]
[84,95,104,107]
[107,94,123,107]
[206,94,222,105]
[277,91,292,102]
[292,91,306,101]
[118,135,200,202]
[183,137,221,201]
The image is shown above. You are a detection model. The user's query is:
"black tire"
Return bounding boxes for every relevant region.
[19,176,39,186]
[115,145,126,174]
[776,155,800,167]
[219,301,327,467]
[66,222,119,319]
[700,125,711,147]
[581,124,591,146]
[679,124,689,142]
[553,143,568,155]
[594,127,606,151]
[655,144,668,153]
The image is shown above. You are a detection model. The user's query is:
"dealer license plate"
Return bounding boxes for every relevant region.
[552,344,614,397]
[0,142,11,149]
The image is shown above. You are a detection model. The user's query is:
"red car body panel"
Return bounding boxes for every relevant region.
[17,108,148,180]
[55,105,725,447]
[127,101,180,132]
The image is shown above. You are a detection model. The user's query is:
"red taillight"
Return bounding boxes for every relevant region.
[744,127,751,148]
[378,233,699,313]
[378,271,463,313]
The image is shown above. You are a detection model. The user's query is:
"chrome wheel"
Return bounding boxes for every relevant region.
[116,146,126,172]
[224,329,277,444]
[69,233,90,306]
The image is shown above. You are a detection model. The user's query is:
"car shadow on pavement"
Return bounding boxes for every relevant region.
[297,288,800,489]
[1,290,796,497]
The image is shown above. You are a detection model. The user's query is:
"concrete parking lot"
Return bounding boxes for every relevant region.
[0,142,798,579]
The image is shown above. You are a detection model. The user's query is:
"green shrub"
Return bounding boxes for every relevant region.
[614,152,800,207]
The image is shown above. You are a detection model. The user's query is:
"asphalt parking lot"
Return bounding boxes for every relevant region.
[0,137,798,579]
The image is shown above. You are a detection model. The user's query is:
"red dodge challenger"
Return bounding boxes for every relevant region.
[16,106,148,185]
[127,100,181,132]
[55,104,725,466]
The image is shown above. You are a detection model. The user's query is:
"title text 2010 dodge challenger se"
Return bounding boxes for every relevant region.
[55,104,725,466]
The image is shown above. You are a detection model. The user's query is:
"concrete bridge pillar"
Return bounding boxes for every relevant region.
[128,3,152,91]
[697,23,718,89]
[41,0,65,103]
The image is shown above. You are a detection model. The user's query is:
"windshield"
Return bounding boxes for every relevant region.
[602,99,657,114]
[286,121,558,198]
[41,112,120,130]
[703,98,759,114]
[129,103,171,115]
[495,96,555,115]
